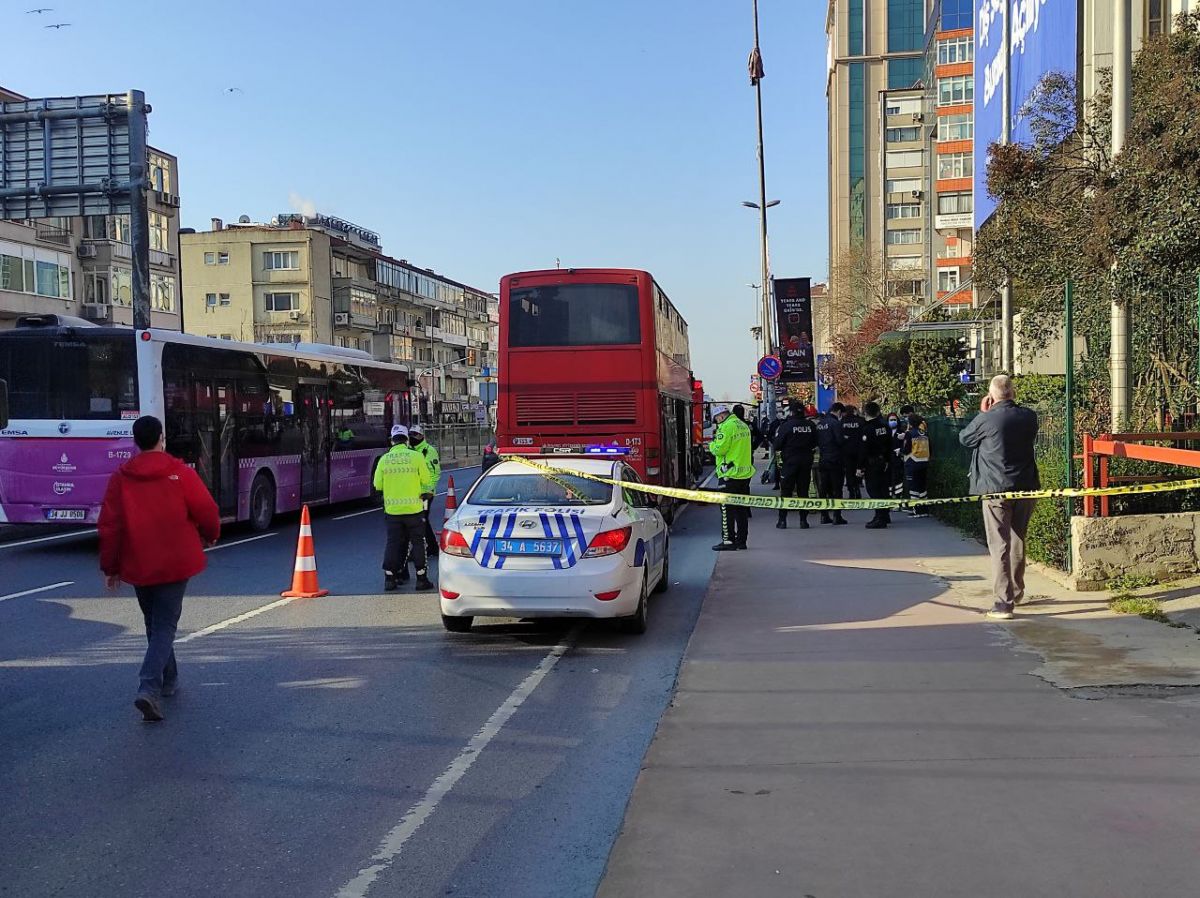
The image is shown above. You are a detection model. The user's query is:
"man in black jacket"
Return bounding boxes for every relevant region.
[815,403,849,525]
[840,405,866,499]
[861,401,893,529]
[959,375,1040,620]
[773,400,817,529]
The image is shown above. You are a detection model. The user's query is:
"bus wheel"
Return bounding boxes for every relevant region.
[249,474,276,532]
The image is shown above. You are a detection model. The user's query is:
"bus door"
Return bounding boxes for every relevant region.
[296,381,331,504]
[193,378,238,518]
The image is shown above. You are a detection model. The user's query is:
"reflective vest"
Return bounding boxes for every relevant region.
[373,444,434,516]
[414,440,441,479]
[710,416,755,480]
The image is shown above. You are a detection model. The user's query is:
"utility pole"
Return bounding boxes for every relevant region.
[999,1,1013,373]
[127,90,151,331]
[1110,0,1132,431]
[750,0,775,418]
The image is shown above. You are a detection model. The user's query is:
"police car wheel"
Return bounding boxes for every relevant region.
[618,573,649,635]
[653,539,670,594]
[442,614,473,633]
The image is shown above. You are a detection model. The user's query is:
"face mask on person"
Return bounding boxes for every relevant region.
[888,418,899,429]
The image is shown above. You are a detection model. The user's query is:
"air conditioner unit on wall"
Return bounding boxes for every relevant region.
[910,190,923,199]
[334,312,350,326]
[77,244,97,259]
[911,112,923,123]
[288,310,302,321]
[83,303,111,321]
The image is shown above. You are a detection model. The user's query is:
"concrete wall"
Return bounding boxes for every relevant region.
[1071,512,1200,590]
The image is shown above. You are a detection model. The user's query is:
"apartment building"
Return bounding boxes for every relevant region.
[180,214,496,423]
[824,0,928,346]
[1083,0,1196,101]
[0,86,183,331]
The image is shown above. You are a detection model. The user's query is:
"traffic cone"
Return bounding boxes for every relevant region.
[281,505,329,598]
[443,475,458,526]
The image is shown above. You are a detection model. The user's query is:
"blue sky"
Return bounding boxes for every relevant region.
[6,0,829,399]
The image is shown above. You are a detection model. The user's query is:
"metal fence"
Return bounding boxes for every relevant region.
[420,424,494,462]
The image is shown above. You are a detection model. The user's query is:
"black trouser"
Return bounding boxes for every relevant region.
[135,580,187,698]
[844,465,863,499]
[384,512,427,576]
[720,477,751,546]
[778,458,813,524]
[864,459,891,524]
[817,462,847,522]
[890,456,906,498]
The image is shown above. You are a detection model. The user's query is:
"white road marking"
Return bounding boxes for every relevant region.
[0,529,96,550]
[205,533,277,552]
[0,581,74,604]
[176,597,297,644]
[333,507,381,521]
[335,630,578,898]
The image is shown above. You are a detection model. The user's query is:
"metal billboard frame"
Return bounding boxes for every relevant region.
[0,90,152,329]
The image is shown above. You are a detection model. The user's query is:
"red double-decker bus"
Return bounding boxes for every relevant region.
[497,268,696,501]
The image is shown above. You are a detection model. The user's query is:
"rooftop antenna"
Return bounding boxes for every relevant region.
[555,257,561,269]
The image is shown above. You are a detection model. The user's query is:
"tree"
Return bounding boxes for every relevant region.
[854,340,910,408]
[975,13,1200,430]
[905,337,964,411]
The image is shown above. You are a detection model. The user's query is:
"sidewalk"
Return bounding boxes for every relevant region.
[598,510,1200,898]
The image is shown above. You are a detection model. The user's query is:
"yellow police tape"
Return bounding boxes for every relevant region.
[503,455,1200,512]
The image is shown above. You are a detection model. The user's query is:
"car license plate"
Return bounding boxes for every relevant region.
[493,538,563,556]
[45,509,87,521]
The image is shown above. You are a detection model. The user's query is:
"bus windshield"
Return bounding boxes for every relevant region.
[0,333,138,420]
[507,284,640,347]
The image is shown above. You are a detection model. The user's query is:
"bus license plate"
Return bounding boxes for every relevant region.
[45,509,87,521]
[493,538,563,556]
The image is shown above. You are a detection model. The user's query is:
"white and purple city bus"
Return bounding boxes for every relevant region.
[0,315,413,530]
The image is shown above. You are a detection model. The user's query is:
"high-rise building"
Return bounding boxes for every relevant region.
[180,214,496,424]
[1083,0,1193,102]
[0,85,183,331]
[824,0,929,347]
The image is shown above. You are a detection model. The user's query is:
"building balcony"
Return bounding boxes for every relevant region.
[35,221,73,246]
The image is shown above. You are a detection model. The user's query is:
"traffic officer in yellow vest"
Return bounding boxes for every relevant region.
[373,424,436,592]
[408,423,442,557]
[710,403,755,551]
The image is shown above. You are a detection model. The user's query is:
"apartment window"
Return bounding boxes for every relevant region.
[938,268,961,293]
[887,126,921,142]
[886,229,922,245]
[887,203,922,220]
[265,292,298,312]
[148,152,172,194]
[206,293,217,308]
[940,113,974,140]
[938,152,973,179]
[220,334,233,341]
[941,0,972,30]
[886,149,924,168]
[149,211,170,253]
[111,268,132,306]
[849,62,866,242]
[1147,0,1164,37]
[83,271,109,305]
[204,252,216,265]
[885,96,921,116]
[938,192,974,214]
[938,75,974,106]
[264,250,299,270]
[888,56,924,89]
[218,252,229,265]
[889,255,923,270]
[937,36,973,65]
[888,279,926,297]
[887,0,924,51]
[220,293,231,305]
[0,254,28,292]
[886,177,922,194]
[32,260,70,298]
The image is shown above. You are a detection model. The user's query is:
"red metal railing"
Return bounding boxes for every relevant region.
[1080,432,1200,516]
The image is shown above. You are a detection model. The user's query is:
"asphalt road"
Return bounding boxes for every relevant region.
[0,466,720,898]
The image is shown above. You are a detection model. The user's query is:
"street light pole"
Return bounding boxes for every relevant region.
[750,0,774,417]
[1110,0,1132,431]
[999,0,1014,373]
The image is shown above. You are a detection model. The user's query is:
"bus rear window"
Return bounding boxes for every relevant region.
[0,334,138,420]
[508,284,640,347]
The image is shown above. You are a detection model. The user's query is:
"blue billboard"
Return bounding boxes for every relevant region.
[974,0,1078,230]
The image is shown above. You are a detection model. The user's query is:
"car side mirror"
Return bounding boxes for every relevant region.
[0,379,8,430]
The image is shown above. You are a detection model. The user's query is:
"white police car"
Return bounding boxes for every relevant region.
[437,450,670,635]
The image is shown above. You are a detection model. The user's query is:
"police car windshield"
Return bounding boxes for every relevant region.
[469,473,612,506]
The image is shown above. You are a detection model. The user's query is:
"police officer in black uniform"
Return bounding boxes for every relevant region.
[815,402,849,525]
[840,404,866,499]
[861,401,893,529]
[773,400,817,530]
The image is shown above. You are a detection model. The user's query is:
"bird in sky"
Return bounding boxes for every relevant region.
[224,87,244,95]
[44,22,71,29]
[25,7,54,13]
